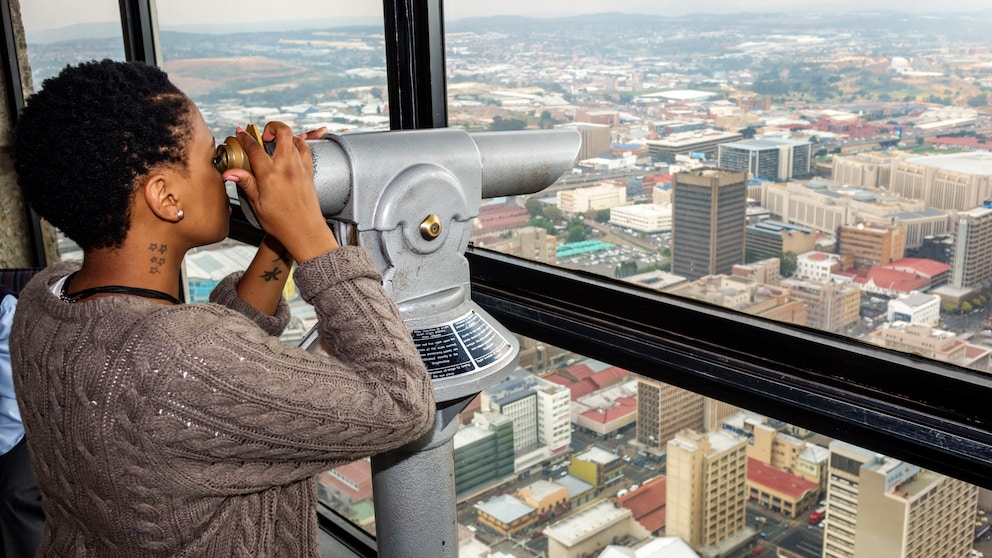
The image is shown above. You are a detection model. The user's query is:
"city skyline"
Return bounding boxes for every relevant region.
[19,0,992,34]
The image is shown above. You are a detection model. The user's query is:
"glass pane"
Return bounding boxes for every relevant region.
[154,0,388,535]
[155,3,389,140]
[444,3,989,557]
[447,336,984,558]
[19,0,126,262]
[20,0,125,85]
[448,3,992,378]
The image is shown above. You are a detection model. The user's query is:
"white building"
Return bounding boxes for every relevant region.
[557,184,628,213]
[890,152,992,212]
[609,203,673,233]
[479,369,572,472]
[795,251,846,282]
[823,441,978,558]
[886,292,941,326]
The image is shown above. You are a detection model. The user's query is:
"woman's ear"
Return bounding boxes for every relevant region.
[142,173,183,223]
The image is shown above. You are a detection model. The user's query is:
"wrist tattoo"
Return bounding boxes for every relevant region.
[261,267,283,282]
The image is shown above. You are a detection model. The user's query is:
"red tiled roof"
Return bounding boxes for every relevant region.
[855,268,929,293]
[884,258,951,278]
[579,398,637,424]
[747,458,816,499]
[569,378,599,399]
[809,252,831,261]
[590,366,631,388]
[320,460,374,501]
[928,137,992,150]
[543,374,574,387]
[617,477,666,532]
[562,364,596,381]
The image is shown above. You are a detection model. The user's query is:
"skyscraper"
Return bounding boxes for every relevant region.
[717,138,812,181]
[823,441,978,558]
[672,169,749,280]
[950,204,992,290]
[666,429,748,555]
[635,377,704,452]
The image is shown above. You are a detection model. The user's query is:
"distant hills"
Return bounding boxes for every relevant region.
[25,9,992,45]
[26,17,382,44]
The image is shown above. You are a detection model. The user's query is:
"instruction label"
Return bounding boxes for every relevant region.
[411,311,514,380]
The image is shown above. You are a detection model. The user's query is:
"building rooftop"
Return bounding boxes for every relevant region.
[721,137,811,150]
[798,444,830,464]
[453,424,492,448]
[616,476,667,533]
[557,474,595,499]
[747,458,817,499]
[544,500,631,547]
[906,151,992,175]
[576,446,622,465]
[476,494,535,524]
[520,479,563,501]
[599,537,698,558]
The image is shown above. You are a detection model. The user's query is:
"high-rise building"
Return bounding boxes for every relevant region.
[831,151,911,189]
[473,226,559,265]
[479,369,572,470]
[837,223,905,271]
[556,183,627,214]
[563,122,612,161]
[644,130,743,162]
[823,441,979,558]
[635,378,704,453]
[453,415,515,496]
[666,430,748,555]
[717,138,812,181]
[779,278,861,333]
[949,205,992,290]
[890,152,992,211]
[672,169,748,280]
[745,220,817,263]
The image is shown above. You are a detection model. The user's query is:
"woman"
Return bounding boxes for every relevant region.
[9,59,435,556]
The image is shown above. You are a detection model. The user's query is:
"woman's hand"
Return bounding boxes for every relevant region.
[223,122,337,263]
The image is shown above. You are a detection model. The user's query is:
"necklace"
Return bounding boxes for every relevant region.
[60,272,183,305]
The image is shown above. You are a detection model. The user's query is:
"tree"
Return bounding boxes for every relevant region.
[591,210,611,223]
[961,301,974,314]
[544,206,564,222]
[740,126,757,139]
[615,261,638,279]
[489,115,527,131]
[780,251,798,276]
[566,224,588,243]
[527,217,556,235]
[525,198,546,218]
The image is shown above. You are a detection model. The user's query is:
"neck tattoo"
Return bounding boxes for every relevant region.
[60,272,183,305]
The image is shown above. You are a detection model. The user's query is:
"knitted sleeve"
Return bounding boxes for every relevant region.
[144,247,435,490]
[208,271,291,337]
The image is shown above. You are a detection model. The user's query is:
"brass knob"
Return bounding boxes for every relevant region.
[213,124,264,173]
[420,215,442,240]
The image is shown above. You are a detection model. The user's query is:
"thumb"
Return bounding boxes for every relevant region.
[224,169,259,206]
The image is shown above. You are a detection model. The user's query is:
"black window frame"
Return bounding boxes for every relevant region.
[5,0,992,554]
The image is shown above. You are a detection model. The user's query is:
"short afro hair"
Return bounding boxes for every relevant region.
[13,59,194,251]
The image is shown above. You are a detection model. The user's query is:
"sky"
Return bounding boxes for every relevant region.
[18,0,992,33]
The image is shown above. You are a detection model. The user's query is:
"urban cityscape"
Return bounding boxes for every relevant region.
[23,5,992,558]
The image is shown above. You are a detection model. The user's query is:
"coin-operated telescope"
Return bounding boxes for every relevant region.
[217,126,580,558]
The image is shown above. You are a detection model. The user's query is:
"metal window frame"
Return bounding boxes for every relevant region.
[467,249,992,490]
[7,1,991,556]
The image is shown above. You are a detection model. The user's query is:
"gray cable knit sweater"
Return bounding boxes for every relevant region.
[9,246,435,557]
